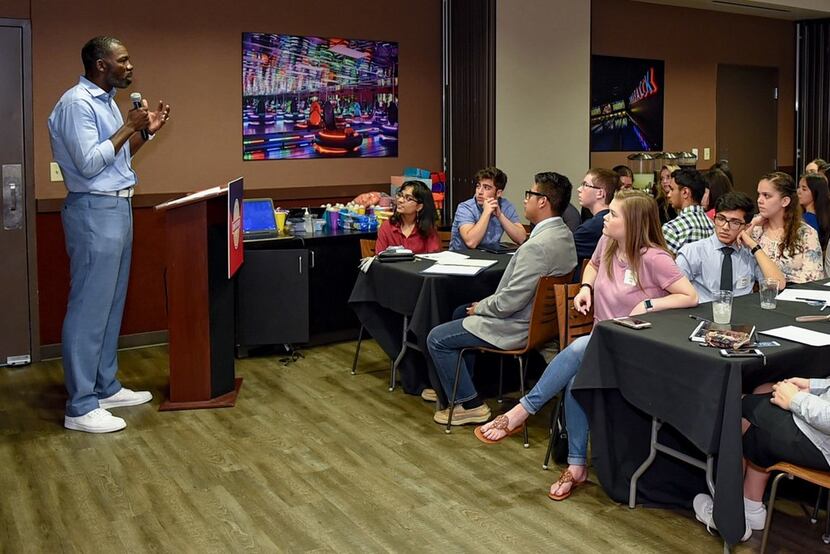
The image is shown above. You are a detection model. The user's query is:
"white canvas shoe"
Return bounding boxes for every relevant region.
[693,493,753,542]
[99,387,152,409]
[64,408,126,433]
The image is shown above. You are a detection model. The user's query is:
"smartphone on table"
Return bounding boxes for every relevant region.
[719,348,764,358]
[612,317,652,330]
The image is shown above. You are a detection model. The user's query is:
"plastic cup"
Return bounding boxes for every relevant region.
[275,210,287,233]
[759,278,779,310]
[712,290,733,324]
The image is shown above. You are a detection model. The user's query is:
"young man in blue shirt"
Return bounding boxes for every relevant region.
[676,191,785,303]
[573,168,618,263]
[449,167,527,251]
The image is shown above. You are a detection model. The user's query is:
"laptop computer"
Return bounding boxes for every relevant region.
[242,198,279,240]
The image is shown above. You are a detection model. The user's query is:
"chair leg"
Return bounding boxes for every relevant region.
[760,472,789,554]
[823,489,830,544]
[350,325,364,375]
[497,357,504,404]
[812,488,823,524]
[542,395,561,470]
[446,348,469,434]
[517,355,529,448]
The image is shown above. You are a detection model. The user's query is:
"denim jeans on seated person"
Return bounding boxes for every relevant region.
[427,304,496,405]
[519,334,591,466]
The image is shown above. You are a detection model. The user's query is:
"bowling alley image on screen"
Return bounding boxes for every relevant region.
[590,55,664,153]
[242,32,399,160]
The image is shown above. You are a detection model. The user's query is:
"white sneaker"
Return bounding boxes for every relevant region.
[745,505,767,531]
[693,493,753,542]
[64,408,126,433]
[99,387,152,409]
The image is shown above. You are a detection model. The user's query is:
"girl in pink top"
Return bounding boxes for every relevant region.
[475,190,698,501]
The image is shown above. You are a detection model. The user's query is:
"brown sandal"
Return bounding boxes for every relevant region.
[474,414,523,444]
[547,469,586,501]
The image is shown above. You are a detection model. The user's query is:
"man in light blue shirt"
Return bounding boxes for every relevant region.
[449,166,527,251]
[48,36,171,434]
[676,192,785,303]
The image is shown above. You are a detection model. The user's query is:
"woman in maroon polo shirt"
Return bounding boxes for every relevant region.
[376,180,441,253]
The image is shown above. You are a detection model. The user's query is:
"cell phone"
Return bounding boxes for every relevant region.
[612,317,652,330]
[719,348,764,358]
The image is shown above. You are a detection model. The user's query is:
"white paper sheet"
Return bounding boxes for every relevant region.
[415,251,469,262]
[759,325,830,347]
[421,264,483,276]
[775,288,830,304]
[438,259,498,268]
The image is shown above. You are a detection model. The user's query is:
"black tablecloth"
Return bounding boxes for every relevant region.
[348,251,509,395]
[572,286,830,546]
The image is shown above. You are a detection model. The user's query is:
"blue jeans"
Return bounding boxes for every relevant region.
[61,193,132,416]
[520,334,591,466]
[427,305,495,404]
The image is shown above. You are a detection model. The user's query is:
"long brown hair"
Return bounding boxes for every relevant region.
[761,172,803,257]
[602,190,669,287]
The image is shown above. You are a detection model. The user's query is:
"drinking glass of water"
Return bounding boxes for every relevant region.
[712,290,733,324]
[759,278,779,310]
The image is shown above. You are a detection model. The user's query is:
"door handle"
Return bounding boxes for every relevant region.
[298,255,303,275]
[2,164,23,230]
[310,250,315,268]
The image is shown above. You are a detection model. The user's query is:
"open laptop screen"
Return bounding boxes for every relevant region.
[242,199,277,234]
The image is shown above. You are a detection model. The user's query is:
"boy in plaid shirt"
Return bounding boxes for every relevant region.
[662,168,714,254]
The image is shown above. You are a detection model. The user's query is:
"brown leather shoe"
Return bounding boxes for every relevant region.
[433,403,491,425]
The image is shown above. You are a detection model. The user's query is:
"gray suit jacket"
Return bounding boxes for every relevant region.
[462,217,577,350]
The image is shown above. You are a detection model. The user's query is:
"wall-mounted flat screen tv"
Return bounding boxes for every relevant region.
[591,55,664,152]
[242,32,399,160]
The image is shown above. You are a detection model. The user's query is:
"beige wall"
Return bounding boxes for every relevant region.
[0,0,29,19]
[30,0,443,199]
[495,0,591,220]
[591,0,795,172]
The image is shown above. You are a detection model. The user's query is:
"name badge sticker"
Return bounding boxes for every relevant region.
[623,269,637,287]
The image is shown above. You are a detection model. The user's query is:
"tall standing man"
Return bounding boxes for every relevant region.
[48,36,171,433]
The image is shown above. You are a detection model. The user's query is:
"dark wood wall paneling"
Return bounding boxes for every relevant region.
[797,19,830,169]
[448,0,496,217]
[36,184,383,345]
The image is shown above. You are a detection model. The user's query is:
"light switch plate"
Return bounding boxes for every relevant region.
[50,162,63,182]
[704,148,711,161]
[691,148,699,157]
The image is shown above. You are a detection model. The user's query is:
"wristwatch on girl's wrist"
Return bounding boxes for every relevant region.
[644,299,654,312]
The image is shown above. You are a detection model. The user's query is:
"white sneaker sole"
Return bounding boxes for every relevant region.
[695,514,753,542]
[99,393,152,409]
[64,417,126,433]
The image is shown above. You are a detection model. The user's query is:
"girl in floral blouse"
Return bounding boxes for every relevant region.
[750,172,824,284]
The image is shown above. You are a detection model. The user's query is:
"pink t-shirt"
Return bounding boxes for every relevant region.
[589,235,684,323]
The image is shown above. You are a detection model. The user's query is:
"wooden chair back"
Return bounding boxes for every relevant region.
[438,230,452,251]
[360,239,377,258]
[524,271,575,353]
[554,283,594,348]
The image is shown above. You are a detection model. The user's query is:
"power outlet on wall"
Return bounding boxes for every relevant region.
[50,162,63,182]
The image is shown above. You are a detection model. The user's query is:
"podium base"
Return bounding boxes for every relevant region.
[158,378,243,412]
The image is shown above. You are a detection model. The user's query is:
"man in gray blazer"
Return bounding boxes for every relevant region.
[427,171,578,425]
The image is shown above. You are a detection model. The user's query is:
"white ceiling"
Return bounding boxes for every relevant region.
[635,0,830,20]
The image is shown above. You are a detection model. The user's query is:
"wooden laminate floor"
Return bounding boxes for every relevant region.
[0,341,825,553]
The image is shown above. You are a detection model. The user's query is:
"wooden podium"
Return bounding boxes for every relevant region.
[155,187,241,410]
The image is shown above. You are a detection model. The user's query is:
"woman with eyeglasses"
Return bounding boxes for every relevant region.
[375,180,440,254]
[475,190,697,501]
[750,172,823,284]
[655,164,680,224]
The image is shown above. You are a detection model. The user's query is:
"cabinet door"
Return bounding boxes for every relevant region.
[236,249,309,346]
[308,240,362,337]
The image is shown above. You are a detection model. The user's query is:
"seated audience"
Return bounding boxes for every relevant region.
[797,172,830,251]
[806,157,829,176]
[475,190,698,500]
[701,168,733,220]
[656,164,680,224]
[449,167,526,251]
[562,202,582,234]
[662,168,714,255]
[613,165,634,190]
[749,172,823,284]
[574,168,618,262]
[676,192,785,303]
[694,376,830,542]
[427,172,578,425]
[375,181,440,254]
[709,159,735,187]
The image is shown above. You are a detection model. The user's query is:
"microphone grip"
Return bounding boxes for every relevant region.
[132,100,149,140]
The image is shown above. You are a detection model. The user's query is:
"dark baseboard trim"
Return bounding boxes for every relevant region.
[40,330,169,361]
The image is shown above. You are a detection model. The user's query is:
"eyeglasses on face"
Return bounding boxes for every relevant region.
[396,191,419,204]
[714,214,745,229]
[579,181,602,190]
[524,190,549,201]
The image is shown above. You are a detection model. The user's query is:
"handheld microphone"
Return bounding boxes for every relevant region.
[130,92,149,140]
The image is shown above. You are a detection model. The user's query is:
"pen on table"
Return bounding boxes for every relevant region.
[795,297,827,304]
[689,314,713,323]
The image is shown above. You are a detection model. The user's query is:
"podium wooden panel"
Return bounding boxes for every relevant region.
[156,190,241,410]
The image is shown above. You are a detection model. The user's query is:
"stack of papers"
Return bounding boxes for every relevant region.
[776,289,830,304]
[417,251,499,276]
[760,325,830,347]
[422,265,484,276]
